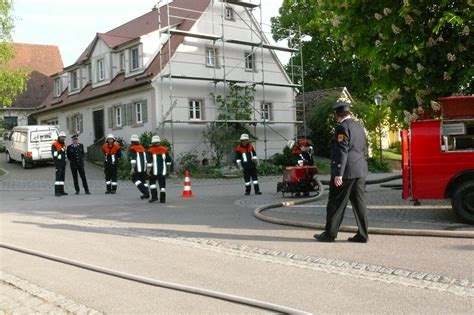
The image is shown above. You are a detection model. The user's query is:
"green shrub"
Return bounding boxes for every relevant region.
[257,160,283,176]
[271,146,294,167]
[367,158,391,173]
[388,141,402,154]
[175,150,200,174]
[315,159,330,175]
[117,158,132,180]
[0,142,5,153]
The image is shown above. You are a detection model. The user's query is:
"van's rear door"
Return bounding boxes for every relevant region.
[29,128,58,160]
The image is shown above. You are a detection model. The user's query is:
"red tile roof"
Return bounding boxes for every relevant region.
[7,43,64,76]
[3,43,64,109]
[36,0,211,115]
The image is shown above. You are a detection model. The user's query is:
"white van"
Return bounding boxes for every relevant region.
[4,125,59,168]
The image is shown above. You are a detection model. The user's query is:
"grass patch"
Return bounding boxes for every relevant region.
[383,150,402,161]
[0,168,5,176]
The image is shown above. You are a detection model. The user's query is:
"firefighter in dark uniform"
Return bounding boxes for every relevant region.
[147,135,172,203]
[102,134,121,194]
[129,134,149,199]
[66,134,90,195]
[290,139,314,167]
[52,131,68,196]
[314,102,369,243]
[235,133,261,195]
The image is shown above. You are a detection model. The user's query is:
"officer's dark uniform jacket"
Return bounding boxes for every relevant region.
[102,143,121,167]
[129,144,147,173]
[331,117,368,179]
[235,143,257,170]
[52,141,66,167]
[66,143,85,167]
[147,145,171,176]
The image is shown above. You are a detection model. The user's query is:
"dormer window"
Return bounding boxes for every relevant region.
[225,7,234,20]
[71,70,79,90]
[97,58,105,81]
[54,78,62,97]
[119,52,125,72]
[130,47,140,71]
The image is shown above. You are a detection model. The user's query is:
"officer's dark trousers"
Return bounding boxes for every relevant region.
[54,164,66,194]
[325,177,368,240]
[243,167,260,193]
[104,165,118,192]
[131,172,149,196]
[71,166,89,192]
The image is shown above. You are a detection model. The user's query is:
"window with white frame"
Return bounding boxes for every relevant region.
[130,47,140,71]
[205,47,217,67]
[261,102,272,121]
[189,100,202,120]
[119,52,125,71]
[135,102,143,124]
[72,114,82,133]
[245,52,255,70]
[43,118,58,126]
[224,7,234,20]
[97,58,105,81]
[114,106,122,127]
[54,78,62,97]
[71,70,79,90]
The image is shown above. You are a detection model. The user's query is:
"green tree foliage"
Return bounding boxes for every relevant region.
[0,0,28,106]
[204,83,256,166]
[273,0,473,122]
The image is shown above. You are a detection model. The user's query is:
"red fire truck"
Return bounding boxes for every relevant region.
[402,96,474,224]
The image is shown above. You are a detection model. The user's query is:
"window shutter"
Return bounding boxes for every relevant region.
[66,116,71,133]
[126,103,133,125]
[108,107,113,128]
[121,104,126,126]
[132,103,137,125]
[79,114,84,133]
[142,100,148,123]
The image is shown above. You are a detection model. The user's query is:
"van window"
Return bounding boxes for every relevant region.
[30,130,57,143]
[19,132,27,143]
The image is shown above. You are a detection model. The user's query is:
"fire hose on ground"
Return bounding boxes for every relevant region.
[254,175,474,239]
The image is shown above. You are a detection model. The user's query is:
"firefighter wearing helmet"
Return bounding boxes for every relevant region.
[146,135,172,203]
[235,133,261,195]
[289,139,315,167]
[52,131,68,196]
[128,134,149,200]
[102,134,121,194]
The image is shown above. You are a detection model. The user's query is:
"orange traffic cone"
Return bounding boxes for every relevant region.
[181,169,193,198]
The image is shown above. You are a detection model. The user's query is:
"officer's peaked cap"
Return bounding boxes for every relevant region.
[130,134,140,142]
[240,133,249,140]
[71,134,78,139]
[151,135,161,143]
[333,101,351,114]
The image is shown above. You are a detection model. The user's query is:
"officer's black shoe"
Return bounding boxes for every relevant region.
[85,191,91,195]
[140,194,150,200]
[75,191,80,195]
[110,191,116,194]
[313,232,335,242]
[148,198,158,203]
[295,192,301,197]
[255,191,262,195]
[303,192,310,197]
[61,191,68,196]
[55,193,62,197]
[105,191,111,194]
[347,234,368,243]
[244,191,250,195]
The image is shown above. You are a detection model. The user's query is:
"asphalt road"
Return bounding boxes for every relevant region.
[1,154,473,313]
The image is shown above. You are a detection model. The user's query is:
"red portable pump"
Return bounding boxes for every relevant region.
[402,96,474,224]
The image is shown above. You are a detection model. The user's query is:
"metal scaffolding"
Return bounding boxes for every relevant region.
[157,0,306,162]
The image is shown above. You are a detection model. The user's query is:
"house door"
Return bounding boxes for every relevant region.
[93,109,104,142]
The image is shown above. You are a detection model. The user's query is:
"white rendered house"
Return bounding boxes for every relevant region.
[33,0,300,161]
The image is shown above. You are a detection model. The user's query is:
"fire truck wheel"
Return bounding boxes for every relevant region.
[452,181,474,224]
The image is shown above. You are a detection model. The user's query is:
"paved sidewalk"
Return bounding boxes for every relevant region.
[0,271,101,314]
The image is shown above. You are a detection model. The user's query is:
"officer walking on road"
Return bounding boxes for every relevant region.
[235,133,261,195]
[314,102,369,243]
[52,131,68,197]
[66,134,90,195]
[129,134,149,200]
[102,134,121,194]
[147,135,172,203]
